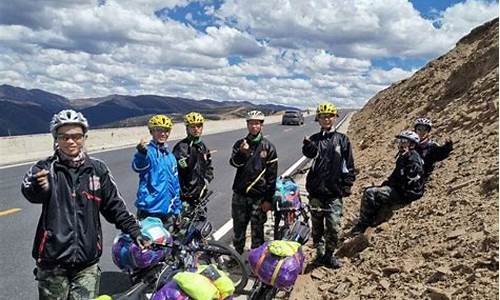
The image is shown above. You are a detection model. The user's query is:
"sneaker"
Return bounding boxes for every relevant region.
[314,245,326,265]
[323,254,343,269]
[349,222,368,236]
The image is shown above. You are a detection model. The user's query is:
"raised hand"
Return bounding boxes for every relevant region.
[136,137,148,154]
[239,139,250,153]
[34,169,50,191]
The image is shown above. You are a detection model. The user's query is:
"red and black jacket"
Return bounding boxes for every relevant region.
[21,153,140,268]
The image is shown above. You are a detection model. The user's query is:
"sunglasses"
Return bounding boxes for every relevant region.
[394,138,410,144]
[56,133,85,142]
[318,114,336,119]
[414,125,430,132]
[152,127,170,133]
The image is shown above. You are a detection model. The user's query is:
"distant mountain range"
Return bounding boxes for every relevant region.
[0,84,298,136]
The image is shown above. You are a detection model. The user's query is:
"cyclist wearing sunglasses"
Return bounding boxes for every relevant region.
[21,109,144,300]
[132,114,182,227]
[351,130,425,236]
[414,118,453,180]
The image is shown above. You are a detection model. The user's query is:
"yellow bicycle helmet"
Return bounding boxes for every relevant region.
[148,114,173,130]
[316,102,338,116]
[184,112,205,126]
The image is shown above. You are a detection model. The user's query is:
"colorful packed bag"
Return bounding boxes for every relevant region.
[152,264,235,300]
[151,281,190,300]
[273,177,301,211]
[112,217,172,272]
[248,240,305,289]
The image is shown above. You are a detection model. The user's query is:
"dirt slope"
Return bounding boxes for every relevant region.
[291,18,499,300]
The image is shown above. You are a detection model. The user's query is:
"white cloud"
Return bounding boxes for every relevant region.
[0,0,497,109]
[439,0,499,37]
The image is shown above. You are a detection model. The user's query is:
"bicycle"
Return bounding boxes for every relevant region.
[103,191,248,299]
[248,197,311,300]
[174,191,249,293]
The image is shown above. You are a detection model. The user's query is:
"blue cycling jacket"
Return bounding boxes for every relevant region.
[132,140,181,215]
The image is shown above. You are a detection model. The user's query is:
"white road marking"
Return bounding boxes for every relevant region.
[212,218,234,241]
[281,156,308,178]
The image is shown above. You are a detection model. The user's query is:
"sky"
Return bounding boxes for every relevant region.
[0,0,497,108]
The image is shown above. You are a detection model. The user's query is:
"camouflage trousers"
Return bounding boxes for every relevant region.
[359,186,403,226]
[35,263,100,300]
[231,193,267,254]
[309,197,343,253]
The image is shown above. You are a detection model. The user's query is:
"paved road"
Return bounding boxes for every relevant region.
[0,111,349,298]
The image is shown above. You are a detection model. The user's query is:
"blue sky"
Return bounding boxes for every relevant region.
[0,0,497,108]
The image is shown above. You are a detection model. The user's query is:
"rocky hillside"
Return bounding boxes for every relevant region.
[292,18,499,299]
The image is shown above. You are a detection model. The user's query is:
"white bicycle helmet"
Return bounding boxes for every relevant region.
[414,117,432,129]
[50,109,89,137]
[396,130,420,144]
[246,110,265,122]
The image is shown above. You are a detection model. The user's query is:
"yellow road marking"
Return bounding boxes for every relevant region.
[0,208,22,217]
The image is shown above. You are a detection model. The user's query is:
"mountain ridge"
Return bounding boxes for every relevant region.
[0,84,298,136]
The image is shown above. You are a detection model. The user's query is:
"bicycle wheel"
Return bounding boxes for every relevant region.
[196,240,249,293]
[248,281,277,300]
[263,286,278,300]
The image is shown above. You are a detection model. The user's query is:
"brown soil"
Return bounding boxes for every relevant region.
[290,18,499,300]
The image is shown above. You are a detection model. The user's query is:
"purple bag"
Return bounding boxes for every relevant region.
[112,217,173,272]
[248,242,305,289]
[111,234,169,272]
[152,281,235,300]
[151,281,189,300]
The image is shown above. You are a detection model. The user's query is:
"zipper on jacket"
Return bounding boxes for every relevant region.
[72,188,78,263]
[37,230,49,263]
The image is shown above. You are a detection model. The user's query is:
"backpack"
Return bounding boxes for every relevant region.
[248,241,305,289]
[273,177,301,211]
[111,217,172,272]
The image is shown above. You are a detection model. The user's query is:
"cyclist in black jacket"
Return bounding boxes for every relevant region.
[21,110,146,300]
[351,130,425,236]
[303,102,356,268]
[229,110,278,254]
[173,112,214,209]
[414,117,453,180]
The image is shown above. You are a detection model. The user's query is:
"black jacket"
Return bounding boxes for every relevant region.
[383,150,425,201]
[173,137,214,201]
[416,139,453,179]
[21,153,141,268]
[302,129,356,199]
[230,134,278,202]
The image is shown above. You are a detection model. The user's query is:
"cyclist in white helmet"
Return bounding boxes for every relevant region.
[229,110,278,254]
[414,117,453,180]
[21,109,145,300]
[351,130,425,236]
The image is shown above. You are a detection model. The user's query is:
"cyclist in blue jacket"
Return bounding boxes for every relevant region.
[132,114,182,225]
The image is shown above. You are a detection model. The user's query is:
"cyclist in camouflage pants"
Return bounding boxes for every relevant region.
[229,110,278,254]
[21,110,145,300]
[303,102,356,269]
